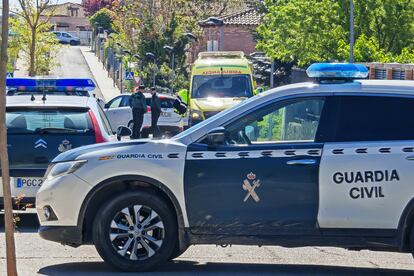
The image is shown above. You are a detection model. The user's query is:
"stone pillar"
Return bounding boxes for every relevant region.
[386,68,393,80]
[405,69,413,80]
[369,67,376,79]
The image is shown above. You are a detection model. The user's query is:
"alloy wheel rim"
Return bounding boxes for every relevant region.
[109,205,165,261]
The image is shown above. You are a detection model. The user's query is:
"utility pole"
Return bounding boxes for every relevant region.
[350,0,354,63]
[1,0,18,275]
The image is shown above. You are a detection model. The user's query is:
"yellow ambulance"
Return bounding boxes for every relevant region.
[187,51,254,126]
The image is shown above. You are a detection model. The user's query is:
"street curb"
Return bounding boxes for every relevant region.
[79,46,120,102]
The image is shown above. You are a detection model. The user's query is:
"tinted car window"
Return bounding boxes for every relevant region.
[225,98,325,145]
[120,96,130,107]
[7,108,92,133]
[335,96,414,142]
[145,97,175,108]
[108,97,122,108]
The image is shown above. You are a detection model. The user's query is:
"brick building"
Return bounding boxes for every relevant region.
[364,63,414,80]
[46,2,90,31]
[190,9,262,63]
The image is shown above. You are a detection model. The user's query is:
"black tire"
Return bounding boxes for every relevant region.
[92,191,178,272]
[169,244,189,261]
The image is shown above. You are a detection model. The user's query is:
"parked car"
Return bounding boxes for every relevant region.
[52,31,81,45]
[0,80,130,210]
[104,93,184,138]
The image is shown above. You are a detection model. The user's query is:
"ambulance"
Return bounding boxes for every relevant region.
[188,51,254,126]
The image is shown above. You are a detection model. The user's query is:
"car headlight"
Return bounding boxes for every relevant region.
[45,160,87,180]
[190,110,203,120]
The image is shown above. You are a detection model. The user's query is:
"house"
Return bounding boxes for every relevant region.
[46,2,90,31]
[190,8,262,62]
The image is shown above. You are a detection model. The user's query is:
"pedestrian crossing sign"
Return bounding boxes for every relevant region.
[125,71,134,80]
[6,72,14,78]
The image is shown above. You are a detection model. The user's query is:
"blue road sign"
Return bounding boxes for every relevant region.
[6,72,14,78]
[125,71,134,80]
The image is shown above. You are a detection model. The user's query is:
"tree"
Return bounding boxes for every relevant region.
[82,0,116,16]
[15,0,56,76]
[257,0,414,66]
[89,8,117,33]
[10,17,60,75]
[0,0,18,275]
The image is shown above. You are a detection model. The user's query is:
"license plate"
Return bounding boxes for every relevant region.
[161,112,171,117]
[16,177,43,188]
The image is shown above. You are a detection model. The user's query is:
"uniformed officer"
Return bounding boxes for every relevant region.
[150,87,162,138]
[129,85,147,139]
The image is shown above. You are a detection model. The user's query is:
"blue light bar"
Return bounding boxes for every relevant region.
[6,78,96,91]
[306,63,368,79]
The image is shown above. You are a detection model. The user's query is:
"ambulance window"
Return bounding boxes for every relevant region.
[335,96,414,142]
[225,97,325,145]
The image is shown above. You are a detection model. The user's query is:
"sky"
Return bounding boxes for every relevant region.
[9,0,82,8]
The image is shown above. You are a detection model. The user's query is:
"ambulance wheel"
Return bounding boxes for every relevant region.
[92,191,178,272]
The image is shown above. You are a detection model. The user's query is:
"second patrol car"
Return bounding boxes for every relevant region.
[1,78,125,209]
[37,63,414,271]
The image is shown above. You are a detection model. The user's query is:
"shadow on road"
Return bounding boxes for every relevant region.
[38,260,414,276]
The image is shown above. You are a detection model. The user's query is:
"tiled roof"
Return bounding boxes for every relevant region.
[220,9,262,26]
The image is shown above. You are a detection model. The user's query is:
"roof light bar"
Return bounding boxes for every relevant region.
[6,78,96,91]
[306,63,368,79]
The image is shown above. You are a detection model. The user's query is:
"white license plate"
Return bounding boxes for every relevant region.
[161,112,171,117]
[16,177,43,188]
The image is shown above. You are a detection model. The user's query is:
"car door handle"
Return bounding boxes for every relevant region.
[287,159,317,166]
[406,155,414,161]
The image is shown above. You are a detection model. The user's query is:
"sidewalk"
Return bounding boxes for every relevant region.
[79,46,120,102]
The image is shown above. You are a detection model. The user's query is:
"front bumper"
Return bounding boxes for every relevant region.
[36,173,92,227]
[39,226,82,246]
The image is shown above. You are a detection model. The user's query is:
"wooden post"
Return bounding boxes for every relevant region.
[1,0,18,275]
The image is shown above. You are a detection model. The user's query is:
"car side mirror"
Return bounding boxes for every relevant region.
[206,127,226,147]
[116,126,132,141]
[256,87,264,94]
[104,103,110,109]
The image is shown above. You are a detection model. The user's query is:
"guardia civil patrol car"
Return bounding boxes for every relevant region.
[37,63,414,271]
[1,78,118,210]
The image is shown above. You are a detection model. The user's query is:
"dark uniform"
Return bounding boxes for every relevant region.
[151,92,162,138]
[129,91,147,139]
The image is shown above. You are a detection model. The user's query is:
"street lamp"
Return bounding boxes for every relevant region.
[145,52,157,87]
[163,45,175,93]
[183,32,197,42]
[350,0,354,63]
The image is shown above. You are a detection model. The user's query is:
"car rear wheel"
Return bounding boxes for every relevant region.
[92,191,177,271]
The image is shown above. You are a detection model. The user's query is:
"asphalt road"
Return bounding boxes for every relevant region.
[1,213,414,275]
[50,45,104,100]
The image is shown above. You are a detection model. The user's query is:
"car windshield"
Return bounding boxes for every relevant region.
[6,108,93,134]
[192,74,253,98]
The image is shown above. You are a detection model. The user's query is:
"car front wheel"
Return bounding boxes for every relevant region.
[92,191,177,271]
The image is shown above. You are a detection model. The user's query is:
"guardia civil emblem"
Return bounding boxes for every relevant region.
[242,172,261,202]
[58,140,72,153]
